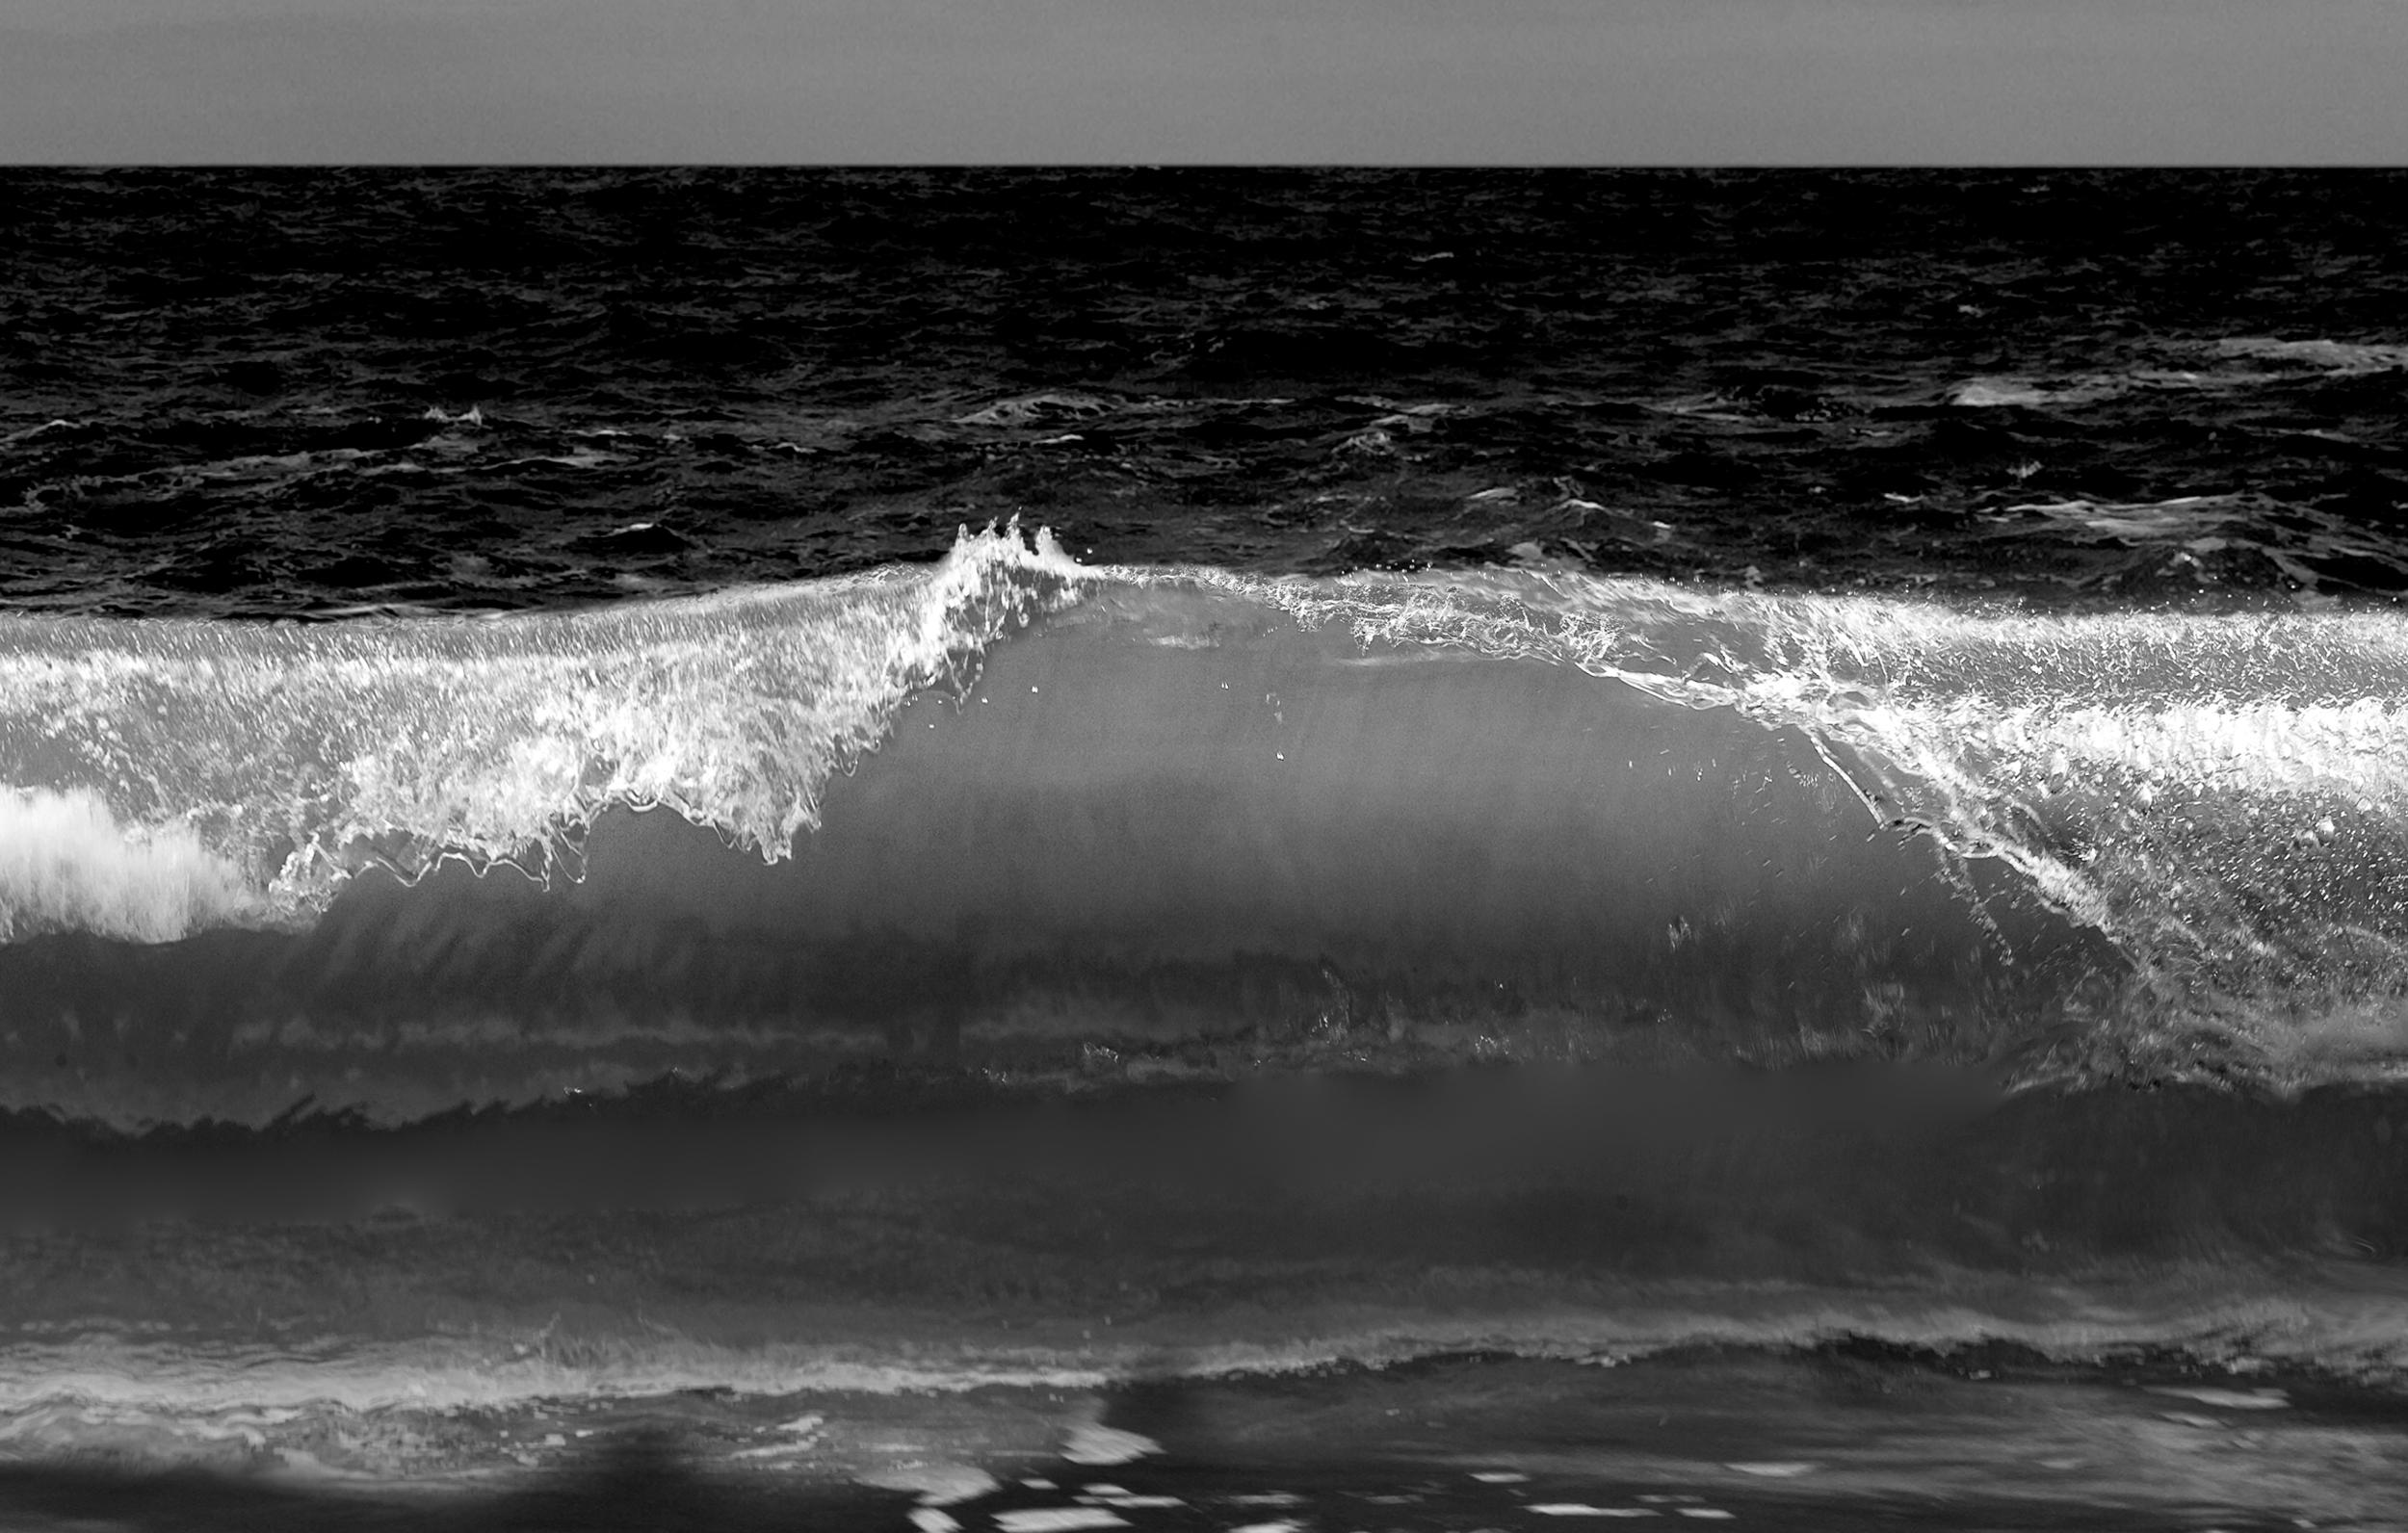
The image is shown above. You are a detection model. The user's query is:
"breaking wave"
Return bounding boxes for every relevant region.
[9,527,2408,1114]
[0,521,1088,936]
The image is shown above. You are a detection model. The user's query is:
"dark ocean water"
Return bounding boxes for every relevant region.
[5,169,2408,614]
[4,169,2408,1530]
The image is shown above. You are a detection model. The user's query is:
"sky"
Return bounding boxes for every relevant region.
[2,0,2405,164]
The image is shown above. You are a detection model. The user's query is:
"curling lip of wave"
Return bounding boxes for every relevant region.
[1162,564,2408,1026]
[0,522,1089,940]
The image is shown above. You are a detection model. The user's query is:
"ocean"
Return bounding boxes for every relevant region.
[2,168,2405,1530]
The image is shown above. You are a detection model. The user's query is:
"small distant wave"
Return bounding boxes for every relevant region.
[1947,369,2256,409]
[1946,377,2126,409]
[1999,493,2252,540]
[1950,337,2408,410]
[953,393,1117,428]
[14,450,384,519]
[2213,337,2408,374]
[0,419,88,449]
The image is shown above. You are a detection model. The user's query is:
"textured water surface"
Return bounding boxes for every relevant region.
[4,170,2407,1528]
[3,169,2404,615]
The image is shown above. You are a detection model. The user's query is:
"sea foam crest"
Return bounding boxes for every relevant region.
[0,788,260,943]
[0,522,1088,940]
[1174,564,2408,1055]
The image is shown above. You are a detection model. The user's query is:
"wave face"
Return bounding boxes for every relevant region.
[1302,568,2408,1081]
[5,530,2408,1124]
[0,1069,2401,1501]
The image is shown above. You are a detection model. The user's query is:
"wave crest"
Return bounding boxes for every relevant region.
[0,522,1089,937]
[1159,564,2408,1073]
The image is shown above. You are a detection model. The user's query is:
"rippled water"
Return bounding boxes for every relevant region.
[3,169,2404,614]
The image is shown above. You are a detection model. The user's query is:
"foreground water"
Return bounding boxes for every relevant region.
[5,1063,2406,1526]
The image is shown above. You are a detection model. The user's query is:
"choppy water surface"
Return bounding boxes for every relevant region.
[3,169,2405,614]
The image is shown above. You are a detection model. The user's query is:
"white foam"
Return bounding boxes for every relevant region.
[0,788,258,942]
[2143,1387,2289,1411]
[858,1462,997,1503]
[995,1512,1127,1532]
[1154,563,2408,1050]
[0,522,1092,939]
[0,1342,1114,1418]
[1060,1422,1160,1466]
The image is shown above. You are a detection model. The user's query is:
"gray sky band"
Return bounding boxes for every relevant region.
[5,0,2405,164]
